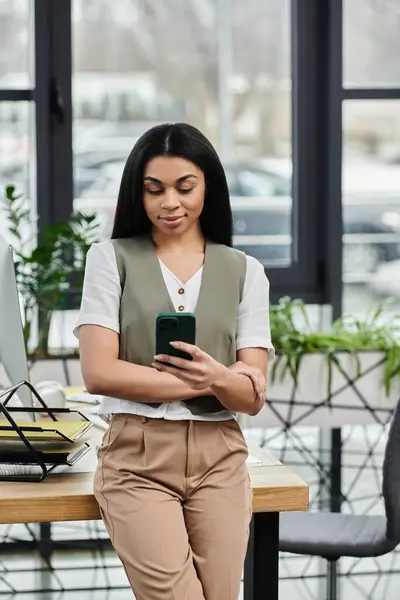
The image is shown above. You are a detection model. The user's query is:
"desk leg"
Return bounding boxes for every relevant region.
[37,523,54,592]
[244,512,279,600]
[38,523,52,564]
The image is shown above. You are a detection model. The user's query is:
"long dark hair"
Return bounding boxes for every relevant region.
[111,123,233,246]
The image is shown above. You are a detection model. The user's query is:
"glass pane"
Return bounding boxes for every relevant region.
[72,0,292,268]
[342,101,400,314]
[0,102,34,244]
[344,0,400,88]
[0,0,32,89]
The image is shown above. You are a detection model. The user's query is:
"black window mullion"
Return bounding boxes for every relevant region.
[50,0,73,225]
[34,0,52,229]
[34,0,72,231]
[0,90,33,101]
[343,88,400,100]
[323,0,343,320]
[268,0,328,304]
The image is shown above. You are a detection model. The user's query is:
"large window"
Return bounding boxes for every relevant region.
[72,0,293,270]
[0,1,34,245]
[2,1,345,318]
[342,0,400,315]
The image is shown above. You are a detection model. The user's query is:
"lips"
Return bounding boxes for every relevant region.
[160,215,186,221]
[158,215,187,228]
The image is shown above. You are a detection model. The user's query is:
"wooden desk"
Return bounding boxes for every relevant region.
[0,444,308,523]
[0,434,308,600]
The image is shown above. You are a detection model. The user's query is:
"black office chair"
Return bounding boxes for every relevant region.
[279,397,400,600]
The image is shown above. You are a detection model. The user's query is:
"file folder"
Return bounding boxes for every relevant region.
[0,380,93,481]
[0,419,92,442]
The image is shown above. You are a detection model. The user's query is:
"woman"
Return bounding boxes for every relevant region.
[75,122,274,600]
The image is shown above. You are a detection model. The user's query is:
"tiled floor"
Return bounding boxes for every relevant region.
[1,546,400,598]
[2,574,400,599]
[0,423,399,599]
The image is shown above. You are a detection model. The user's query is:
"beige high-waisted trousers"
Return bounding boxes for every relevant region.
[94,413,253,600]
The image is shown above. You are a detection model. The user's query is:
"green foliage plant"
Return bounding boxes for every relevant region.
[2,185,99,357]
[270,296,400,403]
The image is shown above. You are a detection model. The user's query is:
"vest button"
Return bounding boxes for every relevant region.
[178,305,184,311]
[178,288,184,295]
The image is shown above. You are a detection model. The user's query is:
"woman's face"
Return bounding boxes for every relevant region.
[143,156,205,236]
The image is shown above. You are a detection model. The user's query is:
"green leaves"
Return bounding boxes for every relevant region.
[270,297,400,401]
[2,186,100,356]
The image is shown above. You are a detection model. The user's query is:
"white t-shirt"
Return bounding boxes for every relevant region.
[74,241,275,421]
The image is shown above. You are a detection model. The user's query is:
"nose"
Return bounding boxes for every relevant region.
[160,190,180,210]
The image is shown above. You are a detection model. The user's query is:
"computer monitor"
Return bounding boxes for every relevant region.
[0,233,33,414]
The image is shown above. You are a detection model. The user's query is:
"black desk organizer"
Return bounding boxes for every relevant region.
[0,380,91,482]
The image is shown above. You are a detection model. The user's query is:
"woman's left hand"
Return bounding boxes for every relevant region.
[152,342,225,390]
[229,361,267,405]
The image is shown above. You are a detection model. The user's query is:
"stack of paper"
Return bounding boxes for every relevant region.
[65,388,102,405]
[246,454,264,466]
[0,419,92,442]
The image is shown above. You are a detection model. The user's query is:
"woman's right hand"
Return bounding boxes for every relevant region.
[229,361,267,406]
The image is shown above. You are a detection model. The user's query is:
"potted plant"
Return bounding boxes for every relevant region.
[254,297,400,429]
[2,185,100,367]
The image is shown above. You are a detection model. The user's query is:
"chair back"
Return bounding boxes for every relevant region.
[383,397,400,547]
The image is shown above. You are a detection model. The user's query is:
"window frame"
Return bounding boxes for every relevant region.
[267,0,343,305]
[34,0,73,229]
[61,0,340,306]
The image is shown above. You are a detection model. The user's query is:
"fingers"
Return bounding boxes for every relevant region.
[233,364,266,404]
[228,361,246,373]
[153,354,191,370]
[153,342,204,368]
[248,372,263,399]
[152,362,205,390]
[169,341,203,360]
[152,362,185,378]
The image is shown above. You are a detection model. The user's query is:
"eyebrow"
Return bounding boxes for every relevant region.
[143,174,199,184]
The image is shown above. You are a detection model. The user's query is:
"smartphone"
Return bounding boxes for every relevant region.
[155,312,196,363]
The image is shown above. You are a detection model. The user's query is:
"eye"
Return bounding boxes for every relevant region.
[145,188,164,196]
[178,188,194,195]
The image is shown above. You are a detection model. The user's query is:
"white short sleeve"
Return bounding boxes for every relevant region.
[73,241,121,338]
[236,256,275,360]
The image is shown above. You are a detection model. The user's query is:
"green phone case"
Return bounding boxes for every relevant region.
[155,312,196,362]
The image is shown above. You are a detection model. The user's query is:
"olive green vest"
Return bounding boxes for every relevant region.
[111,236,247,415]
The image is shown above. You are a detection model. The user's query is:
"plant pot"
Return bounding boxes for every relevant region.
[249,351,400,429]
